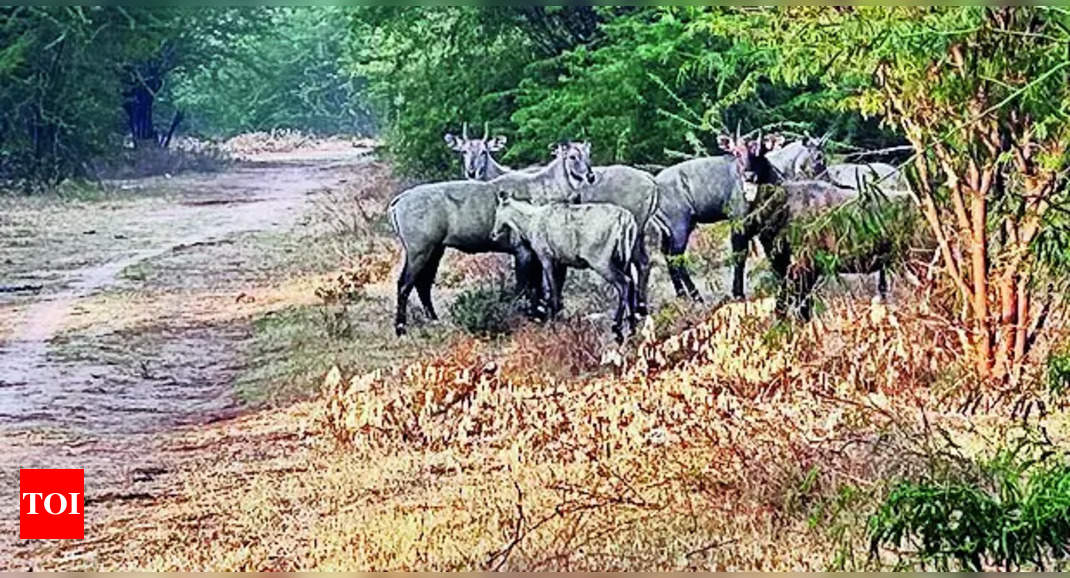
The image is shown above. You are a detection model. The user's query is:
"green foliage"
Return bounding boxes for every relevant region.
[1049,346,1070,398]
[350,7,541,177]
[784,194,924,277]
[173,8,372,138]
[1,7,366,187]
[0,7,271,187]
[1034,191,1070,281]
[349,7,903,178]
[448,285,517,338]
[870,447,1070,570]
[1,7,143,185]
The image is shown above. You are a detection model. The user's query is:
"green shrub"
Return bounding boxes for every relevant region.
[869,449,1070,571]
[1048,347,1070,398]
[784,193,924,277]
[448,285,518,338]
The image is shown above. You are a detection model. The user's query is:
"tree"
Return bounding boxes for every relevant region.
[0,7,270,185]
[349,6,900,177]
[759,6,1070,384]
[172,7,372,138]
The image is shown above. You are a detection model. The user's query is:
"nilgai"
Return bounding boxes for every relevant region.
[491,190,639,343]
[653,130,828,302]
[389,179,542,336]
[444,122,540,181]
[491,141,663,316]
[725,131,911,320]
[824,162,910,194]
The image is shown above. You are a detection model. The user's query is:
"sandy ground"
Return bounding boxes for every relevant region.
[0,143,373,563]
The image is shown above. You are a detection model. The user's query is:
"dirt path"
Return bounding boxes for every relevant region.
[0,144,373,561]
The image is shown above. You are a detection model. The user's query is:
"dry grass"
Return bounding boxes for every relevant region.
[221,130,375,160]
[18,286,1065,571]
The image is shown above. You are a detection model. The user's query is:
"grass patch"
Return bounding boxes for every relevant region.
[234,297,460,406]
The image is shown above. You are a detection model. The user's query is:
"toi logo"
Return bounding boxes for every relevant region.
[19,469,84,540]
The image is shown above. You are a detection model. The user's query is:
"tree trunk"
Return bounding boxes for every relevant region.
[160,109,183,149]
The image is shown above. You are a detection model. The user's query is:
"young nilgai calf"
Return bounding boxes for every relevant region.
[491,191,640,343]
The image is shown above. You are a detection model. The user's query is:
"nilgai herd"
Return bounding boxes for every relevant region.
[390,122,912,342]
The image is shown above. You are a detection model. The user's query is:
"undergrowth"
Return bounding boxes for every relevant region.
[870,433,1070,571]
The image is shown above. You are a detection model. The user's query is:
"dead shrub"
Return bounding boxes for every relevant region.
[503,315,604,381]
[220,129,366,158]
[308,159,399,269]
[88,145,230,180]
[311,288,1004,568]
[438,253,512,289]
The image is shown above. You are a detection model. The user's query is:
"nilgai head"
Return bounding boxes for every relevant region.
[551,141,596,188]
[718,126,782,201]
[798,131,831,178]
[492,189,521,242]
[444,122,507,180]
[718,126,781,182]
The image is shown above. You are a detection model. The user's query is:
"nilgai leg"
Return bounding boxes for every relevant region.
[395,247,437,335]
[730,230,750,299]
[661,221,702,302]
[633,239,652,316]
[414,245,445,321]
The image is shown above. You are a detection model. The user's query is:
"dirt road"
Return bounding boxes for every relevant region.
[0,143,373,561]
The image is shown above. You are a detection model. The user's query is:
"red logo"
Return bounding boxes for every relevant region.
[19,469,84,540]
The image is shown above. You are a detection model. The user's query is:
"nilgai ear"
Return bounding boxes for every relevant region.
[717,134,734,153]
[487,135,507,151]
[582,141,591,155]
[444,133,462,151]
[549,142,565,157]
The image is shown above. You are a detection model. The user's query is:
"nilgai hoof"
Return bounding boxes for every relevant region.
[395,323,407,337]
[636,303,649,317]
[613,327,625,344]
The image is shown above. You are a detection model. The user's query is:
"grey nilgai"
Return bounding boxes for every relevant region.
[824,162,909,193]
[726,131,905,320]
[444,122,511,181]
[388,179,542,336]
[491,141,663,316]
[444,122,541,181]
[491,191,639,342]
[653,131,828,302]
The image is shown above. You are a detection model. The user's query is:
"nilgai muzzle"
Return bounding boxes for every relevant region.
[491,190,640,343]
[653,128,828,302]
[389,179,543,336]
[491,141,662,316]
[727,131,909,320]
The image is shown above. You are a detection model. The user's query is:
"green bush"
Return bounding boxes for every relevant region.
[448,285,518,338]
[1048,347,1070,398]
[869,449,1070,571]
[784,193,924,277]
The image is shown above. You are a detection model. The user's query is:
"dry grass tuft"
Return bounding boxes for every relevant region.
[502,315,605,381]
[301,293,996,570]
